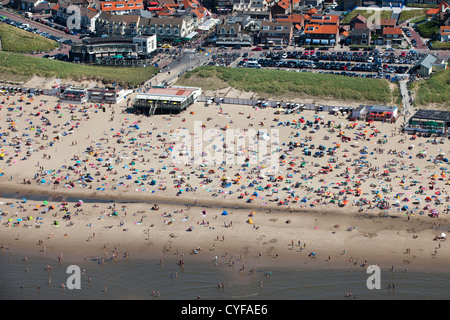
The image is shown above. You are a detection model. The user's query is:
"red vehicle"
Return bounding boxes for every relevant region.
[252,47,262,51]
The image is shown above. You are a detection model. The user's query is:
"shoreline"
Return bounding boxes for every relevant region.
[1,192,449,275]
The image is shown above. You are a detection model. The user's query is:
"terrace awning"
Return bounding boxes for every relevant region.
[184,31,198,40]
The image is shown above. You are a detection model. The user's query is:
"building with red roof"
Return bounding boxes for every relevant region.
[304,23,339,45]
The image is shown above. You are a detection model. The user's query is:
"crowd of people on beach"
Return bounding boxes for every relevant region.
[0,88,449,226]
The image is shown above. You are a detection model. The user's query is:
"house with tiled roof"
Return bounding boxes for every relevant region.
[440,25,450,41]
[270,0,300,16]
[309,14,339,26]
[350,27,370,46]
[259,21,293,45]
[100,0,144,15]
[382,26,402,46]
[273,14,305,30]
[426,1,449,20]
[349,14,366,29]
[304,23,339,45]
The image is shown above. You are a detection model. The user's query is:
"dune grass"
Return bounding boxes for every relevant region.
[0,51,158,87]
[413,69,450,108]
[177,66,395,105]
[398,9,428,23]
[0,23,59,53]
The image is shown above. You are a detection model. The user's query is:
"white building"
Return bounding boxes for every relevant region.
[133,34,157,55]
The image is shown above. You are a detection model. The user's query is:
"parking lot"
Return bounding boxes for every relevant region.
[236,48,422,82]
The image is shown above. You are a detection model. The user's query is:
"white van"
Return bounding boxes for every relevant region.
[245,61,261,68]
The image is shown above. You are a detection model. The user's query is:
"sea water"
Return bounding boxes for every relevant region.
[1,250,450,300]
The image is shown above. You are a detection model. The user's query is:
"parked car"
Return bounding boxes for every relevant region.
[252,46,262,51]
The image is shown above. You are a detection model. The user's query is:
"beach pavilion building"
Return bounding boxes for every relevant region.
[59,86,88,103]
[365,105,398,123]
[132,86,202,116]
[404,109,450,136]
[351,105,397,123]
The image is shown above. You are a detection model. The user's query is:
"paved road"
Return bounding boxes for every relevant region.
[407,27,428,50]
[0,8,79,42]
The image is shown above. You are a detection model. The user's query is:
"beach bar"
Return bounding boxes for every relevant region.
[132,86,201,116]
[404,109,450,136]
[59,86,88,103]
[365,105,398,123]
[88,87,133,104]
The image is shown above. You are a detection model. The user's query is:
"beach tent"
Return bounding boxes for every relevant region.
[221,210,228,216]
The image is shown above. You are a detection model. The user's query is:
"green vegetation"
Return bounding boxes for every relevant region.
[398,9,428,23]
[0,23,59,53]
[341,9,392,24]
[431,41,450,50]
[177,66,396,105]
[406,3,436,8]
[413,68,450,108]
[410,15,427,24]
[0,51,158,87]
[417,20,440,38]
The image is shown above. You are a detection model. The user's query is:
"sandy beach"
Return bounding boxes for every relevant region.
[0,88,449,273]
